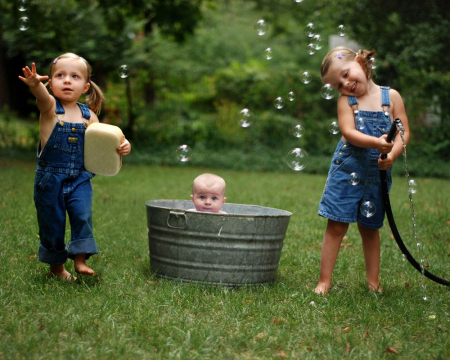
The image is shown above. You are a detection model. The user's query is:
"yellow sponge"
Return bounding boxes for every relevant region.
[84,123,123,176]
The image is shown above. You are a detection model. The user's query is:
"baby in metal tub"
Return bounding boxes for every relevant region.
[189,173,227,213]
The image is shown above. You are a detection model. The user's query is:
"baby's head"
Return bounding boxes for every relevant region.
[321,46,376,89]
[190,173,226,213]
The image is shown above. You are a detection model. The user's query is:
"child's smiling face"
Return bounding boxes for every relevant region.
[322,57,367,97]
[49,58,90,101]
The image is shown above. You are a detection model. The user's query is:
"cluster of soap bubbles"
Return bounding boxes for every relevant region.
[304,23,325,56]
[175,17,346,168]
[17,0,29,31]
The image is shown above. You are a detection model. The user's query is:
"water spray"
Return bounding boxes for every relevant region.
[380,118,450,286]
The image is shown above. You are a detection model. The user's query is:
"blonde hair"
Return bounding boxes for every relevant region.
[46,53,105,115]
[321,46,376,82]
[192,173,226,195]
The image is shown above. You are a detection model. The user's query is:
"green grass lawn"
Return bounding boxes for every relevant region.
[1,159,449,359]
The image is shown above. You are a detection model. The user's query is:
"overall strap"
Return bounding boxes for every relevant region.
[77,102,91,120]
[347,96,359,115]
[55,97,65,114]
[380,86,390,116]
[54,97,91,125]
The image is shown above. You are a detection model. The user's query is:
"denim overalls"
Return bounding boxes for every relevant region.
[318,86,393,229]
[34,97,98,265]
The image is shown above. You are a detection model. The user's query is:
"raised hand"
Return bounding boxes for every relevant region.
[18,62,48,88]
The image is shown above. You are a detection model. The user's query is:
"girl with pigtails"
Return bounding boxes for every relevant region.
[315,47,410,294]
[19,53,131,280]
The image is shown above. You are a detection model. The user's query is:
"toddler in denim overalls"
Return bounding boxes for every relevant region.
[20,53,131,279]
[314,46,410,295]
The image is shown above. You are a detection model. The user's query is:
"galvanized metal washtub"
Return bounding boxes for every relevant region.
[146,200,292,286]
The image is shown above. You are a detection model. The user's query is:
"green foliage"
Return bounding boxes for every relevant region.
[1,0,449,169]
[0,111,38,151]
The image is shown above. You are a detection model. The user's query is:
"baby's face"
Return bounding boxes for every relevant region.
[191,182,226,213]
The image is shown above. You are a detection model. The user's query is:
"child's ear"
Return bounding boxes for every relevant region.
[190,194,194,201]
[83,82,90,94]
[222,197,226,204]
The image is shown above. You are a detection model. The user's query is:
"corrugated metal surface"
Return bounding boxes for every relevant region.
[146,200,292,286]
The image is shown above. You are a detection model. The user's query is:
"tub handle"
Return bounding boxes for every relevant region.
[167,211,187,229]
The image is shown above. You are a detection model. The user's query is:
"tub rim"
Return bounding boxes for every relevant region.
[145,199,292,218]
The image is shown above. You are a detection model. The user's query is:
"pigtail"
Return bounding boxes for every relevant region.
[357,49,376,80]
[85,80,105,116]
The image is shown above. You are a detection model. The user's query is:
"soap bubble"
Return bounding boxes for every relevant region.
[288,91,295,101]
[305,23,315,37]
[356,118,365,130]
[274,97,285,109]
[309,301,316,306]
[264,47,272,60]
[312,34,323,51]
[307,43,315,56]
[254,19,268,36]
[338,24,345,37]
[347,172,360,185]
[408,179,417,194]
[17,0,28,11]
[301,71,311,84]
[360,201,376,218]
[18,17,29,31]
[118,65,129,78]
[321,84,337,100]
[237,108,254,128]
[294,0,304,2]
[176,145,192,162]
[369,58,377,69]
[286,148,309,171]
[291,124,304,138]
[329,121,339,135]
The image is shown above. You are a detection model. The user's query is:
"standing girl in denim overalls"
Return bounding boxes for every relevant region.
[19,53,131,280]
[315,46,410,295]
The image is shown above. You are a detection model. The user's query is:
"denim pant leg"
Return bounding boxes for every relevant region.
[67,171,98,260]
[34,172,69,265]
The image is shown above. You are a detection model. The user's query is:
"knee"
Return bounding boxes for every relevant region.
[326,220,349,237]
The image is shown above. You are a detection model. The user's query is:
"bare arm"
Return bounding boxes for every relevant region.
[378,89,410,170]
[18,62,54,115]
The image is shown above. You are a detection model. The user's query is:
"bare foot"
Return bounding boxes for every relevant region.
[74,254,95,275]
[50,264,76,280]
[368,282,382,293]
[314,282,330,295]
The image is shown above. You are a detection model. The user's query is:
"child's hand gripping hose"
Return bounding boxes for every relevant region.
[380,118,450,286]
